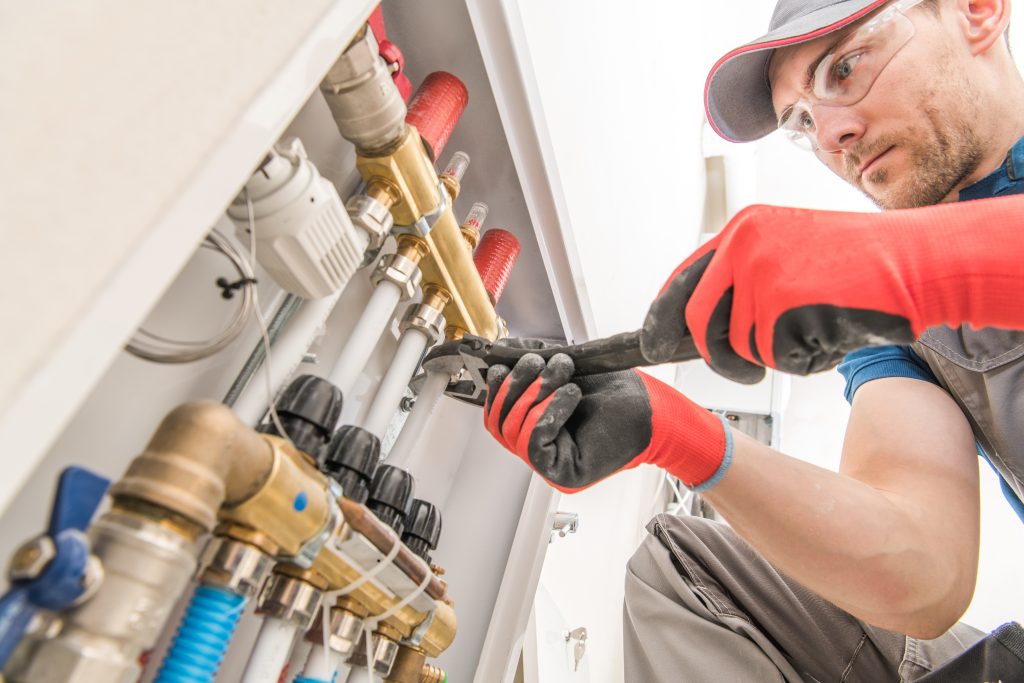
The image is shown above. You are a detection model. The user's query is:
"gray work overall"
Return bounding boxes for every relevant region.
[622,324,1024,682]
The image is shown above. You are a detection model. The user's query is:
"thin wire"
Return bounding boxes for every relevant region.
[125,230,255,363]
[244,190,290,441]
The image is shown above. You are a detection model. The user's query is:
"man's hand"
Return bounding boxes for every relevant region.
[483,351,731,493]
[641,197,1024,383]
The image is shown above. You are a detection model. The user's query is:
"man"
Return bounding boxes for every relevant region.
[483,0,1024,679]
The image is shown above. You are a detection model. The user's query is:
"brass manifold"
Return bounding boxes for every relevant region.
[108,401,457,657]
[357,125,500,341]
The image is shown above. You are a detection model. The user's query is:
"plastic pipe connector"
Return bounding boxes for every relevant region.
[258,375,343,460]
[366,466,415,537]
[322,426,381,504]
[473,229,521,305]
[405,72,469,161]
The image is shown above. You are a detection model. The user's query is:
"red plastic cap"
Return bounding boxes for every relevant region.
[405,72,469,161]
[474,229,521,305]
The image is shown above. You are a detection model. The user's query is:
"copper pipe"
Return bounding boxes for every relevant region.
[337,497,448,602]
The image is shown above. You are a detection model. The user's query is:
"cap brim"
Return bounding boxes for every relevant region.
[705,0,888,143]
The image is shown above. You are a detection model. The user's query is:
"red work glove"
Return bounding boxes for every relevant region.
[483,352,732,493]
[640,197,1024,384]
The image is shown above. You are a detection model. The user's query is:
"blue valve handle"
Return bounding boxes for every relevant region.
[0,466,109,669]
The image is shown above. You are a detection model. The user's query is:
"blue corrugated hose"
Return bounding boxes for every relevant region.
[155,585,246,682]
[292,677,332,683]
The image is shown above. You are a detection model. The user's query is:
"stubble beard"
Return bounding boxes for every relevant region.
[843,59,986,210]
[847,111,984,209]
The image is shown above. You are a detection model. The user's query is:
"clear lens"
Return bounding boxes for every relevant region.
[775,0,921,152]
[811,7,915,103]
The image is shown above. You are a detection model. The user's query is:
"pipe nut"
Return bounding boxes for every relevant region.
[8,535,55,581]
[371,633,401,676]
[399,303,446,344]
[199,537,272,599]
[371,253,422,301]
[347,194,394,254]
[257,574,322,628]
[328,608,365,656]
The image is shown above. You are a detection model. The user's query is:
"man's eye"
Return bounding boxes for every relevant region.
[831,53,862,83]
[797,110,814,131]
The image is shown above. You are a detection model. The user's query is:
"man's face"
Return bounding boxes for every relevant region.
[768,4,986,209]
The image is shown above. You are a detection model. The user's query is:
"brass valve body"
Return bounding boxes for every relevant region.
[356,126,500,341]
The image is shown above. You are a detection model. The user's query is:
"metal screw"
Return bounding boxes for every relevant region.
[9,536,55,581]
[399,396,416,413]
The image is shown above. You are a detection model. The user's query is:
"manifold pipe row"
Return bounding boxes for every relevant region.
[359,286,450,438]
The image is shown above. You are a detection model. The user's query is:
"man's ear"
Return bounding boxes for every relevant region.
[952,0,1012,55]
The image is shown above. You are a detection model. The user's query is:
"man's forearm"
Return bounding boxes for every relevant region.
[702,430,977,638]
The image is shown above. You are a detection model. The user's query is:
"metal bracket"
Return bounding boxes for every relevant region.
[392,181,448,237]
[551,511,580,541]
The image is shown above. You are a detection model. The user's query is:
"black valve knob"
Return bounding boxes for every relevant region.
[322,425,380,504]
[257,375,343,460]
[367,465,415,537]
[402,499,442,564]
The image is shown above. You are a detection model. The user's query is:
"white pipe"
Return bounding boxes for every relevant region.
[301,644,341,680]
[285,638,313,681]
[386,370,449,471]
[240,617,299,683]
[327,280,404,396]
[233,291,343,426]
[360,328,431,437]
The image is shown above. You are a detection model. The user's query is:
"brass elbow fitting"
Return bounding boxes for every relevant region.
[109,402,272,532]
[109,402,334,560]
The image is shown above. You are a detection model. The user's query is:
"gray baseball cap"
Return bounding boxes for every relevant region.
[705,0,889,142]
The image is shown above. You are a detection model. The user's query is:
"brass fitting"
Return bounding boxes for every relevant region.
[218,435,332,559]
[384,645,426,683]
[355,125,500,340]
[419,663,447,683]
[109,402,272,532]
[109,402,334,561]
[257,573,323,629]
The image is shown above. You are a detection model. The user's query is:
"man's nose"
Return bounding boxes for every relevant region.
[813,103,865,153]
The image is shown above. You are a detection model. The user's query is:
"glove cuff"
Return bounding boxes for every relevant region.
[690,413,733,492]
[638,373,732,490]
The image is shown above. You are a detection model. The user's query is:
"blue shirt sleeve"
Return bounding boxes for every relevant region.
[837,345,939,404]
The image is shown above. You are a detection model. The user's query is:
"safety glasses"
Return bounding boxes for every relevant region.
[778,0,925,151]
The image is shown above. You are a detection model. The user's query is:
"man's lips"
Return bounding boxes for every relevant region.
[859,146,895,178]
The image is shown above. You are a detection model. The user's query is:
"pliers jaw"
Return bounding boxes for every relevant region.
[421,336,495,406]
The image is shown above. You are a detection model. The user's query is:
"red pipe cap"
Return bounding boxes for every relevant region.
[474,229,521,305]
[405,72,469,161]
